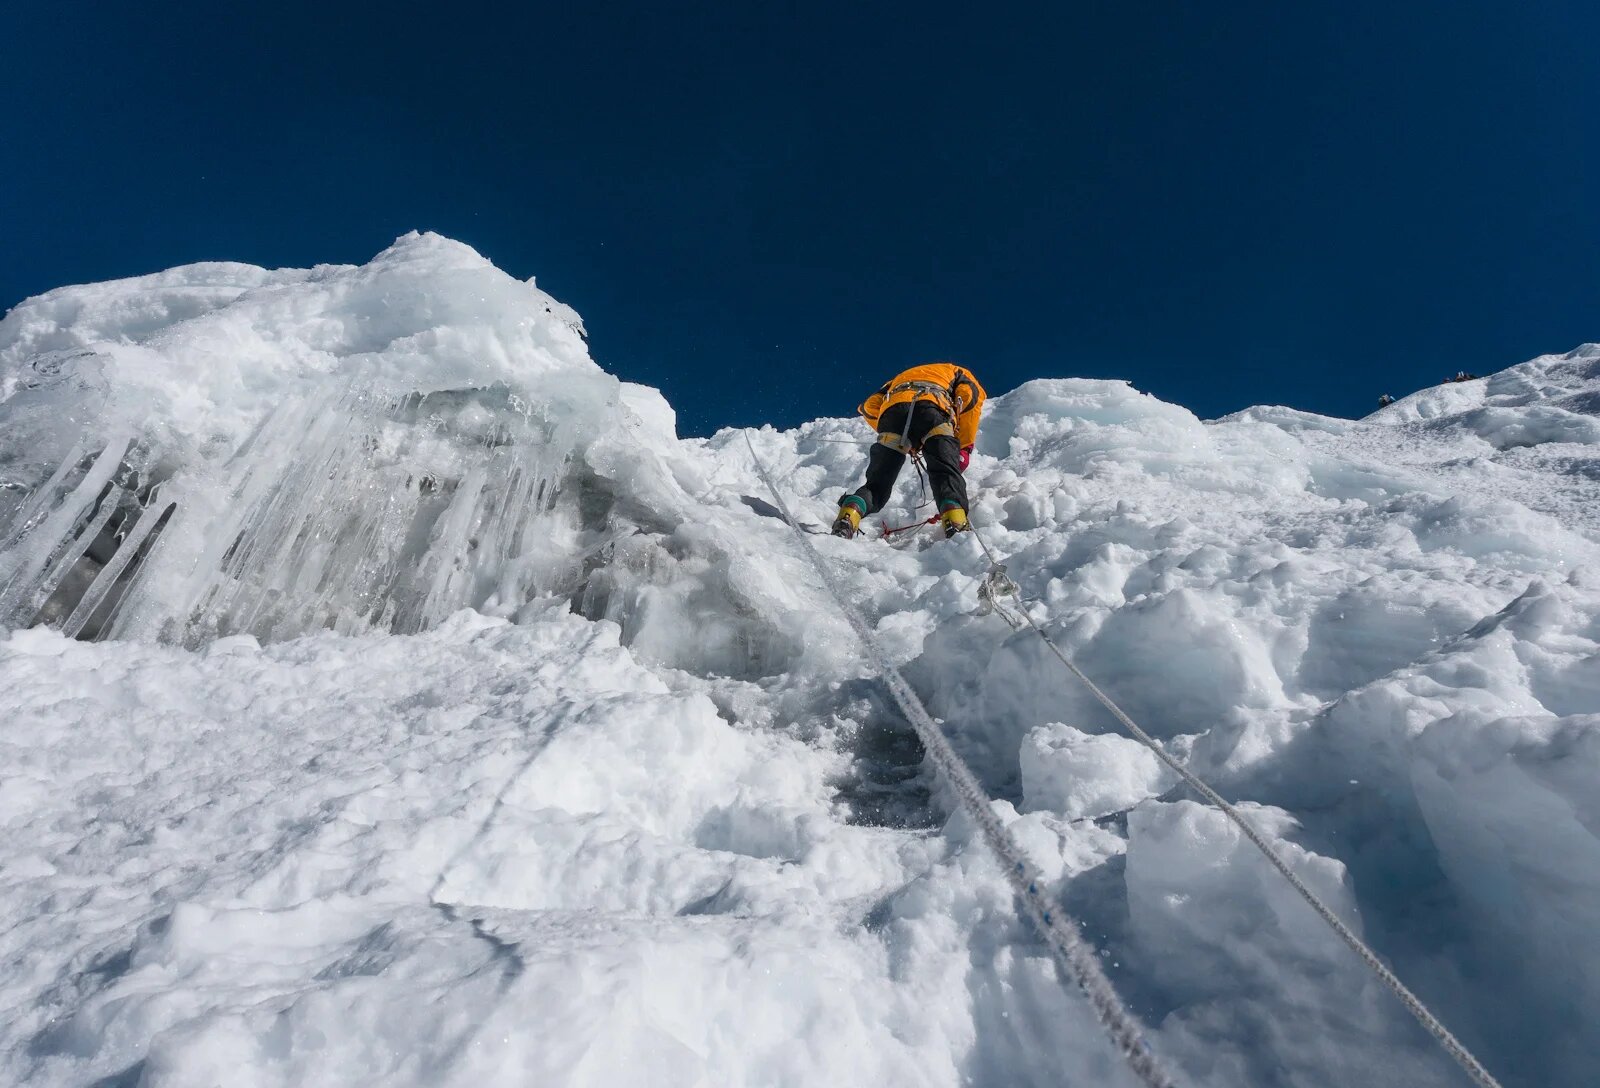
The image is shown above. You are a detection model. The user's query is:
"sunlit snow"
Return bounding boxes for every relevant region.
[2,234,1596,1087]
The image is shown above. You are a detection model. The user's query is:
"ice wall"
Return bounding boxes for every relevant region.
[0,234,686,645]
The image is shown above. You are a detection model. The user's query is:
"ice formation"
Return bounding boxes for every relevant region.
[1,235,1596,1087]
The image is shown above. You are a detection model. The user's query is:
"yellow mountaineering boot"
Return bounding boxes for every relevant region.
[939,505,969,538]
[832,496,866,539]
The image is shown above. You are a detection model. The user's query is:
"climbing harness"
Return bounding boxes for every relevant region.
[885,378,960,414]
[747,436,1178,1088]
[875,385,960,455]
[877,418,956,454]
[964,527,1505,1088]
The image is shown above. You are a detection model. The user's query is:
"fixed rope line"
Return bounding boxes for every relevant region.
[746,436,1178,1088]
[967,527,1505,1088]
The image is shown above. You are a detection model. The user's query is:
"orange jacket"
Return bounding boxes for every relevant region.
[857,363,986,449]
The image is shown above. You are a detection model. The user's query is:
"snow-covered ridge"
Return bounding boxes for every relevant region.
[1,236,1597,1087]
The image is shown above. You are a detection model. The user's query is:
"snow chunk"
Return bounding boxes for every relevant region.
[1020,723,1177,819]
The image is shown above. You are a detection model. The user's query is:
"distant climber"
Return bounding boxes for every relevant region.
[1445,371,1479,384]
[832,362,986,540]
[1378,393,1395,407]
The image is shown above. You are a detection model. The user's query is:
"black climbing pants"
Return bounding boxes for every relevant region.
[846,400,969,515]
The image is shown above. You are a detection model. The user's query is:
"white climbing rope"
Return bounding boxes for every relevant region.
[747,436,1178,1088]
[966,527,1505,1088]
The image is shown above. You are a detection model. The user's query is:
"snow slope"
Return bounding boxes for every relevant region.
[1,235,1596,1088]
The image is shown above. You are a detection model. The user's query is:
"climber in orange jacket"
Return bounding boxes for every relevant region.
[833,362,986,539]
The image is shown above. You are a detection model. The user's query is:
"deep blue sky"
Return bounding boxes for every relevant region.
[3,2,1596,436]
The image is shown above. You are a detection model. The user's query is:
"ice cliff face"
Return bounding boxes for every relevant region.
[0,233,676,644]
[1,236,1596,1087]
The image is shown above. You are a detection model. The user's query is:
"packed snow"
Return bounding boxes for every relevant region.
[1,234,1596,1088]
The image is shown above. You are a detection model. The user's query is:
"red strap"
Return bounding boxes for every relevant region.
[880,514,941,538]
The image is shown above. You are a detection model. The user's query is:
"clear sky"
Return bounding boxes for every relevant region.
[3,2,1596,436]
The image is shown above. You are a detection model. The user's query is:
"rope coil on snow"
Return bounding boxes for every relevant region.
[966,529,1505,1088]
[747,437,1178,1088]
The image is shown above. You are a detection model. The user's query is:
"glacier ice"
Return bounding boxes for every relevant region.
[0,234,657,646]
[2,236,1598,1087]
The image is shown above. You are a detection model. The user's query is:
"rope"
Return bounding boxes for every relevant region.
[746,435,1178,1088]
[966,527,1505,1088]
[881,514,940,539]
[912,450,932,510]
